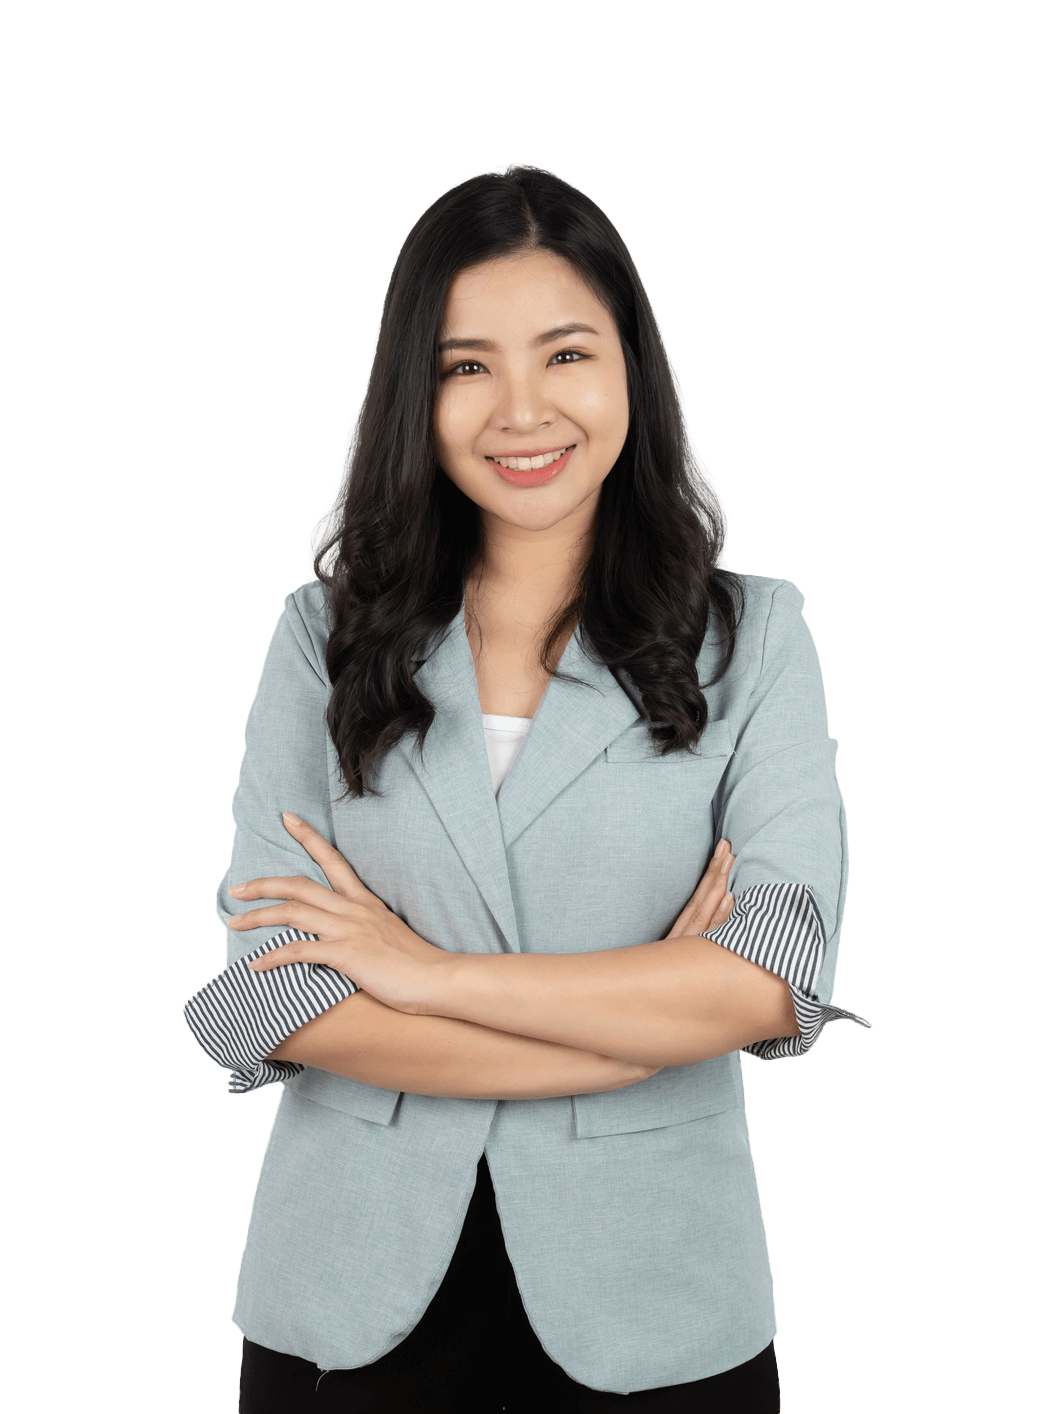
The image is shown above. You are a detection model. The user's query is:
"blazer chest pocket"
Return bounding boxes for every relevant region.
[605,717,732,764]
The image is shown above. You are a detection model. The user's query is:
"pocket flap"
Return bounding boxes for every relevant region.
[283,1067,401,1125]
[572,1052,742,1138]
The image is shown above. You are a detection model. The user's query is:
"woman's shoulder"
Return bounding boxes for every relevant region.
[276,579,330,683]
[286,578,328,624]
[698,573,811,685]
[730,572,805,620]
[709,572,806,648]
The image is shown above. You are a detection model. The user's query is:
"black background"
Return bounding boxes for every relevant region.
[161,152,899,1402]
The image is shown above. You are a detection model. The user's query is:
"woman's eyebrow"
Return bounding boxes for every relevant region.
[437,322,601,354]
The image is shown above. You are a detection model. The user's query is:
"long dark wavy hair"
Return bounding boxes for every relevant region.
[314,165,744,798]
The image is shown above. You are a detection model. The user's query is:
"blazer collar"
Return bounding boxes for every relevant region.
[398,601,641,953]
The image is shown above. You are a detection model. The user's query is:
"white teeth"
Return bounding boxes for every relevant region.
[489,447,569,470]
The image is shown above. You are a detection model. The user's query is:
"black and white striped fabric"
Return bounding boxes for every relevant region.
[185,884,867,1091]
[184,929,359,1093]
[698,882,870,1058]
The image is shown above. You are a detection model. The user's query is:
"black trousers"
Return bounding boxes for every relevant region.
[240,1157,780,1413]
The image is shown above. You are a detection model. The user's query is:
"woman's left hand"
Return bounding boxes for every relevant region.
[663,838,736,939]
[229,812,447,1014]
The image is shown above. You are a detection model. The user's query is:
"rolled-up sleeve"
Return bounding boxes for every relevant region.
[700,581,870,1057]
[700,882,869,1057]
[183,585,359,1090]
[184,928,359,1092]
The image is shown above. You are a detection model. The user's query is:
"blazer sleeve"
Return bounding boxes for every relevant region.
[183,587,359,1092]
[698,581,870,1058]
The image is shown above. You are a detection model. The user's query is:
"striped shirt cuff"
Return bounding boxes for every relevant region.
[183,929,359,1093]
[699,883,870,1058]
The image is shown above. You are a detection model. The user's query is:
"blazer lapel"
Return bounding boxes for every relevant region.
[398,607,643,951]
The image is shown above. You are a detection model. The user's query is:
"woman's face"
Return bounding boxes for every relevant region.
[433,249,629,537]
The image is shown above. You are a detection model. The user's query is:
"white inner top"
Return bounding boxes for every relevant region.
[482,712,532,794]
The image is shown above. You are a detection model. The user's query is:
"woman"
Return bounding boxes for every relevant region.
[186,166,868,1412]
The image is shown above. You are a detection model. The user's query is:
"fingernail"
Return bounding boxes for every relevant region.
[230,883,246,894]
[721,854,733,872]
[283,812,303,825]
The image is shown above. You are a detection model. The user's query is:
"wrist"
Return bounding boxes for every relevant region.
[416,949,463,1017]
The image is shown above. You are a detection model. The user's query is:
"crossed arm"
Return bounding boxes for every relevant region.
[268,944,797,1097]
[413,932,800,1067]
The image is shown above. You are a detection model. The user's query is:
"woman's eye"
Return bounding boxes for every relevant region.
[549,349,585,365]
[449,360,486,376]
[446,347,590,376]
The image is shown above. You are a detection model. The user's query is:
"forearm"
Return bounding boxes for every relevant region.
[421,936,800,1067]
[271,989,658,1099]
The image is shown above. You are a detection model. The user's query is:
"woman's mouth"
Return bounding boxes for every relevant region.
[485,445,575,487]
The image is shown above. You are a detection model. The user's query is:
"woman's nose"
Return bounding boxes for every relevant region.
[493,366,554,434]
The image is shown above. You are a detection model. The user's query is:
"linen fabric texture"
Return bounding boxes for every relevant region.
[188,574,866,1393]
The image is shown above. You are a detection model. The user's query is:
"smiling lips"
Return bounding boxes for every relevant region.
[486,443,573,472]
[486,445,575,487]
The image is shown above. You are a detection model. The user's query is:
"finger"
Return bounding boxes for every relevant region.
[282,812,370,900]
[227,900,346,935]
[247,938,322,972]
[689,846,736,909]
[692,890,736,937]
[709,840,734,878]
[697,840,733,887]
[245,938,332,972]
[247,938,311,969]
[229,875,348,911]
[247,938,359,984]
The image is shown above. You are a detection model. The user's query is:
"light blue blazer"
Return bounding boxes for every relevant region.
[208,573,861,1393]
